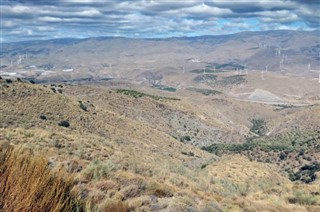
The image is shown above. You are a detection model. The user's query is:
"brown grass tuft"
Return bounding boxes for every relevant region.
[0,145,77,211]
[100,199,130,212]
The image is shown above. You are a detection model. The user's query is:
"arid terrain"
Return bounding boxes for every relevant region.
[1,30,320,211]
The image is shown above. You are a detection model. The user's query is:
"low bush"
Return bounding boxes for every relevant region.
[5,79,13,84]
[58,120,70,128]
[250,118,268,136]
[289,162,320,183]
[40,115,47,120]
[180,135,191,143]
[181,151,195,156]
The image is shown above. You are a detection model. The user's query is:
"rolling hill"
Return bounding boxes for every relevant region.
[0,77,319,211]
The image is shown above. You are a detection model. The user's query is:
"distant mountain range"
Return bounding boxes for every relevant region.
[1,30,319,83]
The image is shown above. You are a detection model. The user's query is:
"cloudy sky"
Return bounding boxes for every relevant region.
[1,0,319,42]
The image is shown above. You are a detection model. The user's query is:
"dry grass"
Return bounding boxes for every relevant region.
[99,199,130,212]
[1,81,319,211]
[0,144,77,211]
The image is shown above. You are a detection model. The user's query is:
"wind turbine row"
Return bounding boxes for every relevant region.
[309,64,320,83]
[13,54,28,66]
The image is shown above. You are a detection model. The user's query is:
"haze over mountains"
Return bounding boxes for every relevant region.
[1,30,319,84]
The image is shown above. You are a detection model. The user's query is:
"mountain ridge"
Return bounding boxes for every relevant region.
[2,30,319,45]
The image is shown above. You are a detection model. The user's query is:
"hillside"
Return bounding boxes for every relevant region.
[1,78,320,211]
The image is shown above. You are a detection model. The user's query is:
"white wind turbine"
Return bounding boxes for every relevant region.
[243,64,248,75]
[310,65,320,84]
[275,48,281,56]
[17,55,22,65]
[309,64,320,83]
[107,62,114,78]
[261,70,264,81]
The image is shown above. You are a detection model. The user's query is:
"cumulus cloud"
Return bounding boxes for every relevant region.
[1,0,319,42]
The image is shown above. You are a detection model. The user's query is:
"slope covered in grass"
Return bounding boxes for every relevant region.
[0,79,319,211]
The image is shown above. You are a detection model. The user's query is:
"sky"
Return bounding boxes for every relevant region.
[1,0,319,42]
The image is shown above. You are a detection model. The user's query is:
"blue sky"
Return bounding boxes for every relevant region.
[1,0,319,42]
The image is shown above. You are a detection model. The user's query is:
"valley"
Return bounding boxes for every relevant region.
[1,30,320,211]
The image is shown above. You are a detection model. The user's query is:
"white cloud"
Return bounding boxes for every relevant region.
[39,16,62,22]
[258,10,299,23]
[2,20,17,28]
[35,26,55,31]
[73,9,102,17]
[1,0,318,42]
[181,4,232,17]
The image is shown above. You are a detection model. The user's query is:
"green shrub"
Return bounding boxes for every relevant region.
[181,151,195,156]
[215,75,247,86]
[187,88,222,96]
[250,118,267,136]
[115,89,180,101]
[5,79,13,84]
[279,151,287,160]
[193,74,217,83]
[58,120,70,128]
[39,115,47,120]
[180,135,191,143]
[190,69,219,74]
[296,162,319,183]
